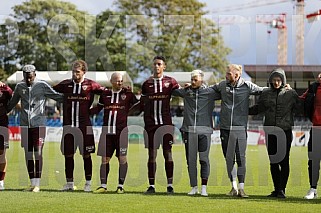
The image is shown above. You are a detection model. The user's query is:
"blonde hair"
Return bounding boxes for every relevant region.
[72,60,88,72]
[191,69,204,78]
[111,72,123,81]
[228,64,242,74]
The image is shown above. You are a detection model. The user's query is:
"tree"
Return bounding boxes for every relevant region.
[4,0,90,72]
[85,10,127,73]
[0,67,8,81]
[114,0,231,78]
[0,15,20,76]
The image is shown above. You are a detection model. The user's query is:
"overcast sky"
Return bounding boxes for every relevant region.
[1,0,321,69]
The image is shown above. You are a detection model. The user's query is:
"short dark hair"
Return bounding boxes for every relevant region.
[153,55,166,64]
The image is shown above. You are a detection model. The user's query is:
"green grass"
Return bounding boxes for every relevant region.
[2,142,320,212]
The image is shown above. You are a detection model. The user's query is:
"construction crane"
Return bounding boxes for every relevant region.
[213,0,312,65]
[306,9,321,22]
[212,0,289,13]
[256,14,287,65]
[294,0,305,65]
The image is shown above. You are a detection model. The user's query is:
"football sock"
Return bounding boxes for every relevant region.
[83,156,92,181]
[201,178,208,186]
[119,162,128,185]
[35,159,43,178]
[232,180,238,189]
[27,160,35,179]
[148,162,156,185]
[165,161,174,184]
[65,156,74,182]
[100,163,109,185]
[239,183,244,190]
[0,171,5,181]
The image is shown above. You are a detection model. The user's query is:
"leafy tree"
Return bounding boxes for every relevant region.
[114,0,231,77]
[0,0,231,83]
[0,67,9,81]
[85,10,127,73]
[4,0,89,71]
[0,16,20,75]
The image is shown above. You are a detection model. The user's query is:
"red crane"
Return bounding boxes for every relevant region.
[256,14,287,65]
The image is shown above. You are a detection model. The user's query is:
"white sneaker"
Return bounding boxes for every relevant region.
[188,186,199,195]
[84,183,91,192]
[304,188,317,199]
[201,185,208,197]
[32,186,40,192]
[0,181,4,191]
[61,183,76,191]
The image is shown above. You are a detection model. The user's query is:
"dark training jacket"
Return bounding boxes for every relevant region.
[304,82,319,121]
[252,68,301,131]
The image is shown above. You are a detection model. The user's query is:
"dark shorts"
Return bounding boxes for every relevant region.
[97,128,128,157]
[21,127,46,151]
[0,126,9,150]
[61,126,95,155]
[144,125,174,150]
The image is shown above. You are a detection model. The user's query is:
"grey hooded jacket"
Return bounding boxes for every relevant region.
[8,78,63,127]
[172,85,220,133]
[211,77,264,130]
[256,68,301,131]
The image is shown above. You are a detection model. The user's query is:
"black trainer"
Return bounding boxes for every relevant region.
[267,191,278,197]
[277,190,286,199]
[167,186,174,194]
[116,186,124,194]
[144,186,155,194]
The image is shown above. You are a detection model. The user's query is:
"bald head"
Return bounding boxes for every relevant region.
[110,72,123,91]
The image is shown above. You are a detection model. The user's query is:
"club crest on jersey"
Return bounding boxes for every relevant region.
[164,82,170,88]
[22,89,27,94]
[82,85,88,90]
[121,94,126,100]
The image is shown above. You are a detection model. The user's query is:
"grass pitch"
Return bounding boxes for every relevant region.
[1,142,319,212]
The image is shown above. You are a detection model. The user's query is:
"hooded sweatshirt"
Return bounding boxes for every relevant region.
[257,68,301,130]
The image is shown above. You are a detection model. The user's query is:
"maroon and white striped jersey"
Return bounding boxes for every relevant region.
[141,75,179,130]
[53,78,104,127]
[0,85,13,126]
[91,88,138,134]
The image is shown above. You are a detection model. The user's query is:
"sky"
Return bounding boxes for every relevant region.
[1,0,321,71]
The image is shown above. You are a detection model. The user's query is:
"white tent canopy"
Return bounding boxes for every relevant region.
[6,71,133,88]
[6,71,217,88]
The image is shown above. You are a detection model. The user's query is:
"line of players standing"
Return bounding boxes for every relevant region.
[0,58,320,200]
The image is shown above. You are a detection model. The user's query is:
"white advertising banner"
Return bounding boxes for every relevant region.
[9,127,310,146]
